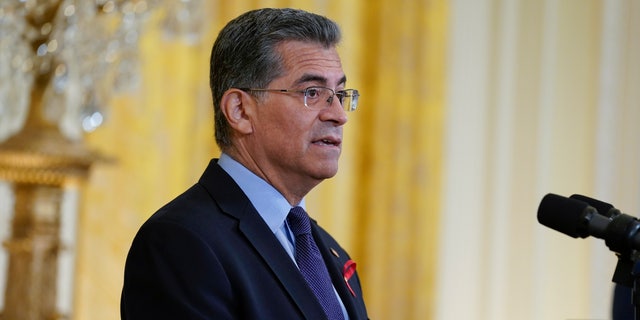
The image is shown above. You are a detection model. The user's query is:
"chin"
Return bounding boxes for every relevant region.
[315,164,339,180]
[306,156,340,180]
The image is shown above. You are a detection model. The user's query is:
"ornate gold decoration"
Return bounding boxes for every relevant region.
[0,37,103,320]
[0,0,206,318]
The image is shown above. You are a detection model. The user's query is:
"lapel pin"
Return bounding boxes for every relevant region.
[330,248,340,258]
[342,259,357,297]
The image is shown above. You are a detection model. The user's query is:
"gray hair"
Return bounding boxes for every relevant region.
[209,8,342,149]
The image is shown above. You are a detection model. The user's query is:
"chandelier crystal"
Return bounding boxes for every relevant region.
[0,0,206,141]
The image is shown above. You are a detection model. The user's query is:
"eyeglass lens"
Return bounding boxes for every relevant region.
[303,87,359,111]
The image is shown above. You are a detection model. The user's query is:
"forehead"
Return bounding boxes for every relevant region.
[275,40,345,86]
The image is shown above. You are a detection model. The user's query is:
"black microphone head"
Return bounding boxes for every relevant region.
[570,194,617,217]
[537,193,595,238]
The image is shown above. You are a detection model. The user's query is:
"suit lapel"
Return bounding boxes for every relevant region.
[237,214,328,319]
[311,223,364,319]
[198,160,327,319]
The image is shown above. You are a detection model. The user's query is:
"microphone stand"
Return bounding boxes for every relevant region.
[606,212,640,320]
[633,261,640,320]
[612,253,640,320]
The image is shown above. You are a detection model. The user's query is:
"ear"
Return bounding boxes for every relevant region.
[220,89,255,135]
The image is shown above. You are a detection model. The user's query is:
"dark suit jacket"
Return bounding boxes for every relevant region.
[121,159,369,319]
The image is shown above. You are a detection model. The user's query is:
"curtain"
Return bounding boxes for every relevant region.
[75,1,447,319]
[436,1,640,319]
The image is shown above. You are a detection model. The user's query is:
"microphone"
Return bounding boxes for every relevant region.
[570,194,622,218]
[537,193,640,254]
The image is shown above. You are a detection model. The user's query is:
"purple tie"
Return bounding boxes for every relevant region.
[287,206,345,320]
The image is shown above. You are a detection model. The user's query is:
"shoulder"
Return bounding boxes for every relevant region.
[144,158,246,231]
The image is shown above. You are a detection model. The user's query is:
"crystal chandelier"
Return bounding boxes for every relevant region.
[0,0,205,141]
[0,1,205,318]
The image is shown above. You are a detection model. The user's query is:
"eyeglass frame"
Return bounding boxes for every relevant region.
[236,86,360,112]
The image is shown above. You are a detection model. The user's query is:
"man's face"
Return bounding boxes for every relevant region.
[246,40,348,195]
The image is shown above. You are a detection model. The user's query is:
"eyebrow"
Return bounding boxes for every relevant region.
[293,73,347,88]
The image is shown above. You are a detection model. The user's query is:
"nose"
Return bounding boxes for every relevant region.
[319,93,348,125]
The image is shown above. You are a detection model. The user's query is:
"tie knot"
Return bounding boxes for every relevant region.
[287,206,311,236]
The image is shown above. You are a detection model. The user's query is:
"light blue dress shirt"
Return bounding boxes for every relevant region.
[218,153,349,319]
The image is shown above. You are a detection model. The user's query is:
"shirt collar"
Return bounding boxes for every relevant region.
[217,153,305,233]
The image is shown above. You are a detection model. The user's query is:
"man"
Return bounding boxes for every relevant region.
[121,8,368,320]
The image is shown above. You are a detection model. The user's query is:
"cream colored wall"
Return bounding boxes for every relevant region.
[437,0,640,319]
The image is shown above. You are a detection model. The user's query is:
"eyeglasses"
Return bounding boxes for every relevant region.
[238,86,360,112]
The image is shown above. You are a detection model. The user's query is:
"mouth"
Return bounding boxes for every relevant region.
[312,136,342,147]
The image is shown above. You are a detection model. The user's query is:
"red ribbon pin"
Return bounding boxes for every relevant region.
[342,259,357,297]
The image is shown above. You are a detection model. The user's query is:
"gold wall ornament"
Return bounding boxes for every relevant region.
[0,53,104,320]
[0,0,208,318]
[0,127,98,187]
[2,183,66,320]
